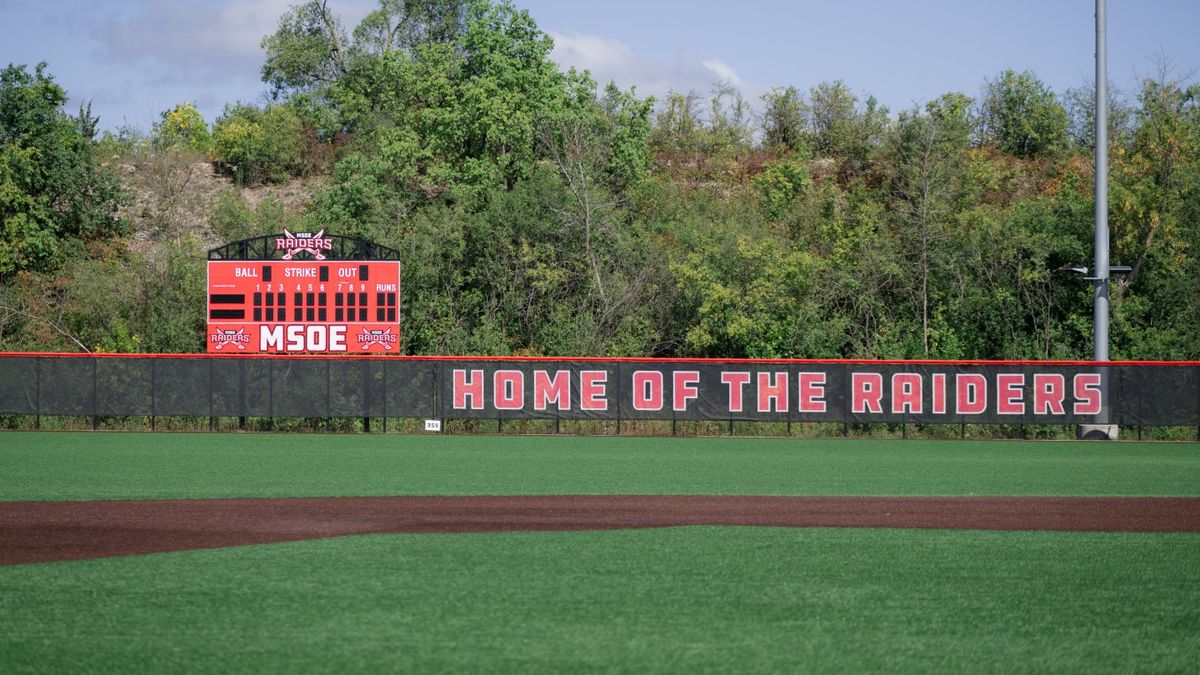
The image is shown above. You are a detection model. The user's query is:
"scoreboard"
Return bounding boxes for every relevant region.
[206,260,401,353]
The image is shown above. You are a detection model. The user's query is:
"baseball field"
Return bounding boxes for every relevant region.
[2,432,1199,672]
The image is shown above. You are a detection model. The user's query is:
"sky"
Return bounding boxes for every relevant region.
[1,0,1198,133]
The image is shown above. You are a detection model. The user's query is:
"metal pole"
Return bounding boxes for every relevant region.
[91,358,98,431]
[150,359,156,432]
[34,357,41,429]
[1093,0,1109,362]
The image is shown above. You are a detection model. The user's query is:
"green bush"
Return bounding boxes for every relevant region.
[753,155,812,221]
[210,189,299,243]
[210,103,303,185]
[0,63,125,278]
[154,103,210,152]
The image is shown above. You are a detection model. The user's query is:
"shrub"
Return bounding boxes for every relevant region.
[154,103,210,152]
[753,155,812,221]
[210,103,303,185]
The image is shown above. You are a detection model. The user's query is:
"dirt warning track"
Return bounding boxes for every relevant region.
[3,496,1199,566]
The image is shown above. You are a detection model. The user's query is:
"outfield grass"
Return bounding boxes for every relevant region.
[1,527,1197,673]
[1,432,1199,500]
[2,432,1199,672]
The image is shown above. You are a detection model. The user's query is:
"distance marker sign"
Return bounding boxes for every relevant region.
[206,260,401,353]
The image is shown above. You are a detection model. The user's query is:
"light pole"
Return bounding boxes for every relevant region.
[1093,0,1109,362]
[1075,0,1120,440]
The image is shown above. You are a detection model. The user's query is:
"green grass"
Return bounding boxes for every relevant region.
[1,527,1197,674]
[2,432,1199,500]
[3,431,1200,672]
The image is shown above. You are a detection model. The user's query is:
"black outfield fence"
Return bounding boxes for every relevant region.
[1,354,1198,429]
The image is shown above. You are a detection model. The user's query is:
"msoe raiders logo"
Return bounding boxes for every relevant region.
[211,328,250,350]
[275,228,333,260]
[358,328,398,350]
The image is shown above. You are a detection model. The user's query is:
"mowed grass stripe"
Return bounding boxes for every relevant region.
[1,432,1199,500]
[1,527,1197,674]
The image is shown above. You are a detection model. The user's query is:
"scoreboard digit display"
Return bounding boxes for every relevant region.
[206,260,401,353]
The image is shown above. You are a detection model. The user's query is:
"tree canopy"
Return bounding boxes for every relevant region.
[1,1,1198,365]
[0,63,124,279]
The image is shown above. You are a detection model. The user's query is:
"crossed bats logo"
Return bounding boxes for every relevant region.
[211,328,250,351]
[276,228,333,260]
[358,328,397,350]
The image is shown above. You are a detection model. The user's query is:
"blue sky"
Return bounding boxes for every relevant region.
[1,0,1197,132]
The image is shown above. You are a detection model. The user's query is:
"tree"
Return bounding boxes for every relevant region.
[262,0,472,102]
[808,80,857,155]
[154,103,210,152]
[673,235,842,359]
[760,86,808,151]
[806,81,889,171]
[980,69,1068,158]
[650,90,704,154]
[707,82,752,151]
[536,77,654,344]
[0,62,125,278]
[1064,80,1134,150]
[457,0,562,190]
[210,103,304,185]
[887,94,973,355]
[353,0,467,56]
[1106,70,1200,358]
[261,1,350,96]
[753,155,811,222]
[314,0,578,207]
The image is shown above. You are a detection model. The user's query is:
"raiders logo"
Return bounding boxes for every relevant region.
[210,328,250,351]
[275,228,334,260]
[357,328,397,350]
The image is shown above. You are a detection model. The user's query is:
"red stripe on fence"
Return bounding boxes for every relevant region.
[1,351,1199,367]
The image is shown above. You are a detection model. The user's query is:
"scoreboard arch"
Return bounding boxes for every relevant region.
[206,231,401,354]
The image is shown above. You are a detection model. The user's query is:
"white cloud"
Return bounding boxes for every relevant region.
[76,0,374,126]
[548,30,756,103]
[217,0,300,58]
[94,0,372,81]
[700,59,744,89]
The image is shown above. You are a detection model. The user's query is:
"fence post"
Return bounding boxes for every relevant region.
[361,359,370,434]
[35,357,41,431]
[238,359,246,431]
[91,357,98,431]
[433,362,444,433]
[842,364,851,438]
[615,363,622,436]
[150,359,157,432]
[787,364,794,437]
[324,359,331,431]
[208,357,214,432]
[268,359,274,432]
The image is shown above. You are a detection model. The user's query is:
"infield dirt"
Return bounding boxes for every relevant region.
[3,495,1199,566]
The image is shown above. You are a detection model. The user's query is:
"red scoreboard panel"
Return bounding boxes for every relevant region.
[207,260,401,353]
